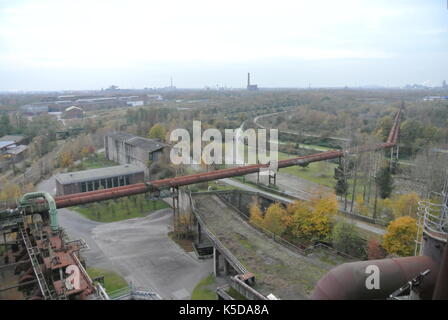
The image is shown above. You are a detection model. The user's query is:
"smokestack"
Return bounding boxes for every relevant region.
[247,73,250,87]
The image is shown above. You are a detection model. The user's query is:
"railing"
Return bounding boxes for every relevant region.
[417,200,448,244]
[188,191,248,274]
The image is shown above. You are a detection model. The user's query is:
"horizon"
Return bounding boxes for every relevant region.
[1,0,447,91]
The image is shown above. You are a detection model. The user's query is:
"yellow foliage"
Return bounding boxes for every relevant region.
[384,192,421,219]
[262,202,287,235]
[355,194,369,216]
[249,202,264,227]
[60,151,74,168]
[0,181,24,201]
[287,190,338,242]
[382,216,417,256]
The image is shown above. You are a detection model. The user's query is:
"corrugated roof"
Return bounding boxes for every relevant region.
[55,164,144,185]
[5,145,28,155]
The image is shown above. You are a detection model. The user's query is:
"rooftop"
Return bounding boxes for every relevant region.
[65,106,84,112]
[55,164,144,185]
[0,135,26,143]
[106,132,167,153]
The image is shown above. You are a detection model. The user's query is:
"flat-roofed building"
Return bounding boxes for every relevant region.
[55,164,144,196]
[104,132,167,177]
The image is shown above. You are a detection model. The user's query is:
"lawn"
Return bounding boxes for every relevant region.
[79,153,117,170]
[190,274,217,300]
[277,151,338,187]
[73,195,170,222]
[86,267,128,293]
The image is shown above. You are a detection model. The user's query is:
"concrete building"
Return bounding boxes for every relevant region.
[55,164,144,196]
[104,132,167,176]
[63,106,84,119]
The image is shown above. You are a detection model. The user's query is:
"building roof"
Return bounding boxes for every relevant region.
[65,106,84,112]
[106,132,167,153]
[5,145,28,155]
[0,135,26,143]
[0,141,15,150]
[55,164,144,185]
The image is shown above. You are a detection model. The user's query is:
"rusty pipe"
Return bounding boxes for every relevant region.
[311,255,439,300]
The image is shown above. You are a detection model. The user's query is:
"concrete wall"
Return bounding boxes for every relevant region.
[104,135,164,177]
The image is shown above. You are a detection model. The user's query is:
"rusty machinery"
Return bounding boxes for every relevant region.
[0,192,97,300]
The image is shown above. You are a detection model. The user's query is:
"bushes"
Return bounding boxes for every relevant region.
[332,221,366,258]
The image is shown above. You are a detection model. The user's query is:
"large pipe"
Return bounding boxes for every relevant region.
[20,192,58,232]
[311,255,439,300]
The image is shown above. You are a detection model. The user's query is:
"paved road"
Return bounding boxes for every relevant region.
[36,175,213,299]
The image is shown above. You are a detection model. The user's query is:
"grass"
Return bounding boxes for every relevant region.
[277,151,338,187]
[86,267,128,293]
[226,287,248,300]
[73,195,170,222]
[80,153,117,170]
[190,274,217,300]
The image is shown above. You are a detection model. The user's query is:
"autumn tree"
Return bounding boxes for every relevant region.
[384,192,421,219]
[249,202,264,227]
[382,216,417,256]
[286,191,338,243]
[148,123,167,141]
[262,202,288,235]
[59,151,74,168]
[367,237,386,260]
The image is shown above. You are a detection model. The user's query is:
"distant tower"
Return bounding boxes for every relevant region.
[443,80,447,89]
[247,72,258,91]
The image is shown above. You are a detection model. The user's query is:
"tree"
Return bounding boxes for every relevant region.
[286,191,338,243]
[262,202,287,235]
[148,123,167,141]
[376,166,393,199]
[332,220,365,258]
[367,237,386,260]
[334,163,348,200]
[60,151,74,168]
[385,192,421,219]
[249,202,264,227]
[382,216,417,257]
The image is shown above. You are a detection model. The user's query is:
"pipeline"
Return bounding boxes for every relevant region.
[311,255,439,300]
[19,192,58,232]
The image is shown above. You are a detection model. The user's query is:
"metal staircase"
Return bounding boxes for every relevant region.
[19,226,54,300]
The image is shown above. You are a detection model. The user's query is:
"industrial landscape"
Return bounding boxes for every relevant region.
[0,0,447,305]
[1,84,447,300]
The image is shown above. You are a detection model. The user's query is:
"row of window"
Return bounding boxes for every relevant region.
[79,175,131,192]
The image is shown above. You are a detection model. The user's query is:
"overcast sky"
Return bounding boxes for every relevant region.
[0,0,447,91]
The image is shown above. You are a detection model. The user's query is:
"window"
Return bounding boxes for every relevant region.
[81,182,86,193]
[125,175,130,185]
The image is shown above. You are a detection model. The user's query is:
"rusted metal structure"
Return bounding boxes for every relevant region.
[1,193,100,300]
[311,174,448,300]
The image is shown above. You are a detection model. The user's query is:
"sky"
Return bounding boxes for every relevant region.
[0,0,447,91]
